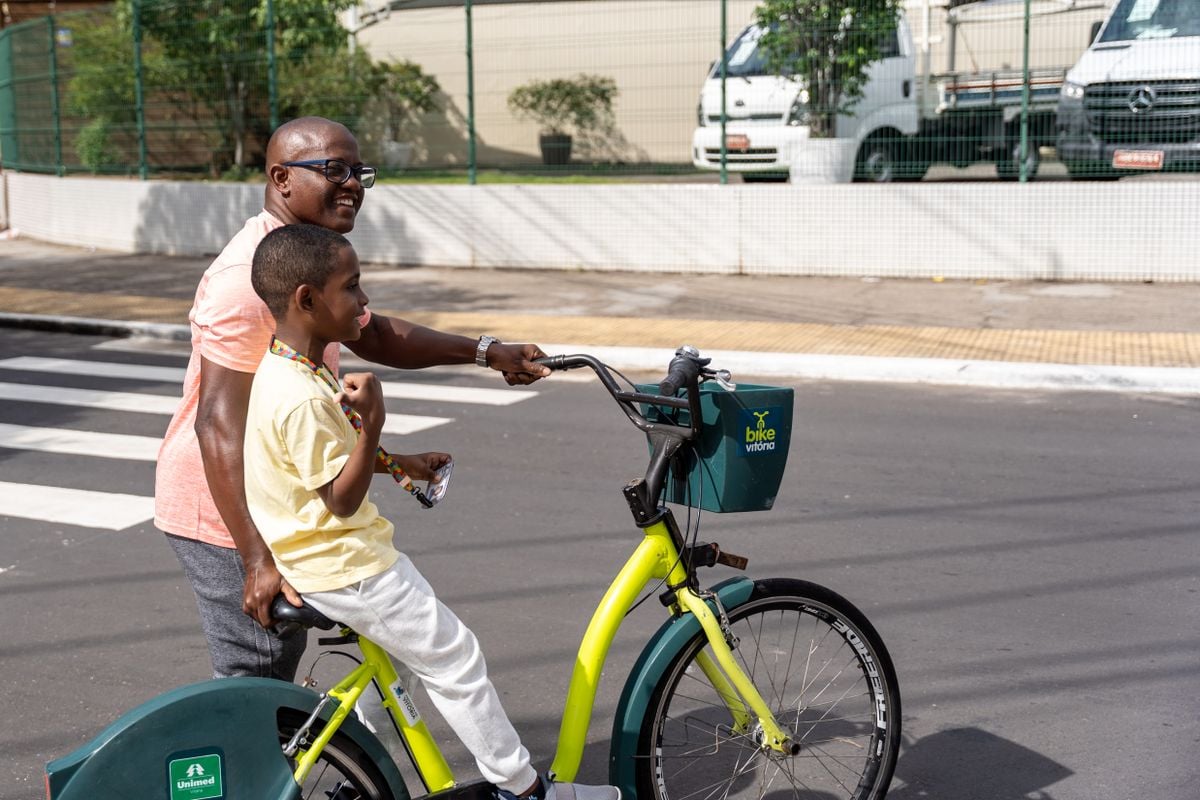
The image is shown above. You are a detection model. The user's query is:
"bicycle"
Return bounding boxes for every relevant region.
[46,345,901,800]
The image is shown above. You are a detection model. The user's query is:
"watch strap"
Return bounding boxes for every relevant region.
[476,335,500,368]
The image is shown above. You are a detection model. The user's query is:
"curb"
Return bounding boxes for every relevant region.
[4,312,1198,396]
[544,345,1200,395]
[0,312,191,342]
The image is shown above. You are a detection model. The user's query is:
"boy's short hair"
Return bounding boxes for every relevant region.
[252,223,353,318]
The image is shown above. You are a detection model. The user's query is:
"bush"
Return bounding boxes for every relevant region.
[507,74,618,136]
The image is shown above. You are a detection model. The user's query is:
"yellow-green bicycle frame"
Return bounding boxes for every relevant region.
[292,514,796,791]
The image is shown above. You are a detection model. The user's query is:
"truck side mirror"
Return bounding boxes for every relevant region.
[1090,20,1103,44]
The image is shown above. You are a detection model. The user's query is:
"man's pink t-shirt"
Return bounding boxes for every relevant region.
[155,210,366,549]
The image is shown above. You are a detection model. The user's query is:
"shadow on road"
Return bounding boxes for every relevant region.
[892,727,1073,799]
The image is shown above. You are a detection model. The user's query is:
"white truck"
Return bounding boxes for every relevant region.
[691,0,1098,181]
[1056,0,1200,178]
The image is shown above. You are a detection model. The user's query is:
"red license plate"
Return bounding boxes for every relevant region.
[725,134,750,151]
[1113,150,1164,170]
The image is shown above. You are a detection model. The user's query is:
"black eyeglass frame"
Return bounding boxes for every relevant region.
[282,158,377,188]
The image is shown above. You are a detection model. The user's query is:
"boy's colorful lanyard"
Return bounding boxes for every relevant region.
[268,337,433,507]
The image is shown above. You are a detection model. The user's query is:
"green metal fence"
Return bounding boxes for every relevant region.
[1,0,1194,184]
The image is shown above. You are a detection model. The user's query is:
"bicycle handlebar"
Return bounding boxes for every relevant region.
[533,349,707,432]
[534,347,721,507]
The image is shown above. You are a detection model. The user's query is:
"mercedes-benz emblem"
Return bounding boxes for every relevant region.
[1128,86,1156,114]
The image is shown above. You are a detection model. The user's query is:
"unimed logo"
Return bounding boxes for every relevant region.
[739,407,780,455]
[168,753,223,800]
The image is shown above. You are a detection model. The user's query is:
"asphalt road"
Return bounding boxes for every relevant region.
[1,328,1197,800]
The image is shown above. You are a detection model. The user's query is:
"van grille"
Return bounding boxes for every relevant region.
[706,113,787,125]
[1084,81,1200,144]
[702,147,779,165]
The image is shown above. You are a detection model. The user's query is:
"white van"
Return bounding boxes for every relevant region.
[691,18,920,182]
[1057,0,1200,178]
[691,1,1092,182]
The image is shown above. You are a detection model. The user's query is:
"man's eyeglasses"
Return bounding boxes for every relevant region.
[282,158,376,189]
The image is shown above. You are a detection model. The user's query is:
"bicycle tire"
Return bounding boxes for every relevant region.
[278,707,394,800]
[635,578,901,800]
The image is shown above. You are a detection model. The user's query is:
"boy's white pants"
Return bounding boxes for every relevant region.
[303,554,538,794]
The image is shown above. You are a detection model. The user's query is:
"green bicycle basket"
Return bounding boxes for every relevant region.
[638,382,794,513]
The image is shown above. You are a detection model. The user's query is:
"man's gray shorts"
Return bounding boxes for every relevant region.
[166,533,306,681]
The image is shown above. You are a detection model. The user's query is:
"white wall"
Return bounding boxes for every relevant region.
[6,173,1197,281]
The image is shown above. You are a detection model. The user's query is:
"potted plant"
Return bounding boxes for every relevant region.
[507,74,618,166]
[754,0,902,182]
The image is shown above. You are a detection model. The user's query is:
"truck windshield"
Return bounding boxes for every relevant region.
[1099,0,1200,41]
[713,25,771,78]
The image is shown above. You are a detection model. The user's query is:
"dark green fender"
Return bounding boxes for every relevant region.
[607,577,755,800]
[45,677,409,800]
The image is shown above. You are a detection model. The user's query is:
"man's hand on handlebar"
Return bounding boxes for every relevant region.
[489,342,551,386]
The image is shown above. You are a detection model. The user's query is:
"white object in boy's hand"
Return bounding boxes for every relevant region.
[422,459,453,508]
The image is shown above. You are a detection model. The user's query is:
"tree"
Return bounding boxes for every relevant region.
[132,0,355,172]
[66,2,441,176]
[65,8,189,172]
[277,50,440,145]
[753,0,903,138]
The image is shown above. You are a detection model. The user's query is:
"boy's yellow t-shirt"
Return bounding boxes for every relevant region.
[243,351,399,594]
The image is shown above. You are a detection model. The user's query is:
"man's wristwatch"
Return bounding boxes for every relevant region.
[476,335,500,368]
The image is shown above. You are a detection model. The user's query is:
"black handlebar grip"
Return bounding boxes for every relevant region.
[533,355,566,370]
[659,358,694,397]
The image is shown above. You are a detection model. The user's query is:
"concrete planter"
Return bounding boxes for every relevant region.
[789,138,856,184]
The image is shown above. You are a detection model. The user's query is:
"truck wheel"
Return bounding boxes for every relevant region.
[854,137,898,182]
[997,140,1040,181]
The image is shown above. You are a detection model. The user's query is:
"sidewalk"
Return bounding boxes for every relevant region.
[2,236,1199,393]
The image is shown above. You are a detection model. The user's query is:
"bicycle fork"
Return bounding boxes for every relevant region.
[550,519,799,783]
[674,588,801,755]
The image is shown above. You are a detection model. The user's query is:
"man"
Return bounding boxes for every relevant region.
[155,116,549,681]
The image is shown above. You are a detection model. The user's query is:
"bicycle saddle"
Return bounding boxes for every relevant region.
[271,596,338,631]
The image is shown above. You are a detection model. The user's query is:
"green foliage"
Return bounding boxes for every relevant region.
[63,1,439,176]
[74,118,122,172]
[65,11,182,171]
[278,49,440,139]
[507,74,618,136]
[127,0,355,172]
[753,0,904,137]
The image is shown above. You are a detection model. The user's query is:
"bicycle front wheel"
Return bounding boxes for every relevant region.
[636,578,901,800]
[278,708,394,800]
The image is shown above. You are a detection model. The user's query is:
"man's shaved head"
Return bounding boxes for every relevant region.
[265,116,353,165]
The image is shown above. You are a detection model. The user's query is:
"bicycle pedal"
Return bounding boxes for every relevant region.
[715,549,749,571]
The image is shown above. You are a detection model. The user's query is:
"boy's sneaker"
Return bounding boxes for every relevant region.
[495,775,620,800]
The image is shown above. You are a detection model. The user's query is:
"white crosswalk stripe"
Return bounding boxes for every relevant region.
[0,480,155,531]
[0,382,444,437]
[0,349,538,532]
[0,356,186,382]
[0,381,181,414]
[0,423,161,461]
[0,356,537,406]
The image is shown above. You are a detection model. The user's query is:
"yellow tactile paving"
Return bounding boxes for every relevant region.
[0,286,192,324]
[3,285,1199,368]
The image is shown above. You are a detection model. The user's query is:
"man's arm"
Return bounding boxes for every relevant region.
[195,356,300,627]
[346,313,550,385]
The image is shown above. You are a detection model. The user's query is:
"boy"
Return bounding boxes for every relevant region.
[244,223,618,800]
